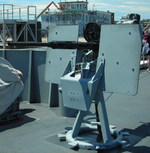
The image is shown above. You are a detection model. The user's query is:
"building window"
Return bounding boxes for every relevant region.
[67,4,70,10]
[80,4,82,9]
[71,4,75,10]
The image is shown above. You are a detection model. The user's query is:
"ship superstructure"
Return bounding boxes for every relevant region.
[41,0,114,36]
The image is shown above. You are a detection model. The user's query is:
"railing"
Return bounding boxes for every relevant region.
[0,4,37,20]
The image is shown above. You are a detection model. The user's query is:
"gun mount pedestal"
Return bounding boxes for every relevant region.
[63,99,128,150]
[58,59,128,150]
[58,24,142,150]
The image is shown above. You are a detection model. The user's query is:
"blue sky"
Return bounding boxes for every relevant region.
[1,0,150,21]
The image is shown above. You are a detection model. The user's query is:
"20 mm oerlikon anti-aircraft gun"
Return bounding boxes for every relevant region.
[9,23,142,150]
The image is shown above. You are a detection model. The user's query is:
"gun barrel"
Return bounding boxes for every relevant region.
[8,41,99,51]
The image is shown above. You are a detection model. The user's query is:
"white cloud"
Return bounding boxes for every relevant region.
[90,2,110,6]
[124,2,150,5]
[88,1,150,20]
[89,2,150,13]
[114,4,150,13]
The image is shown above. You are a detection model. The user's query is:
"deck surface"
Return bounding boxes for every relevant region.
[0,69,150,153]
